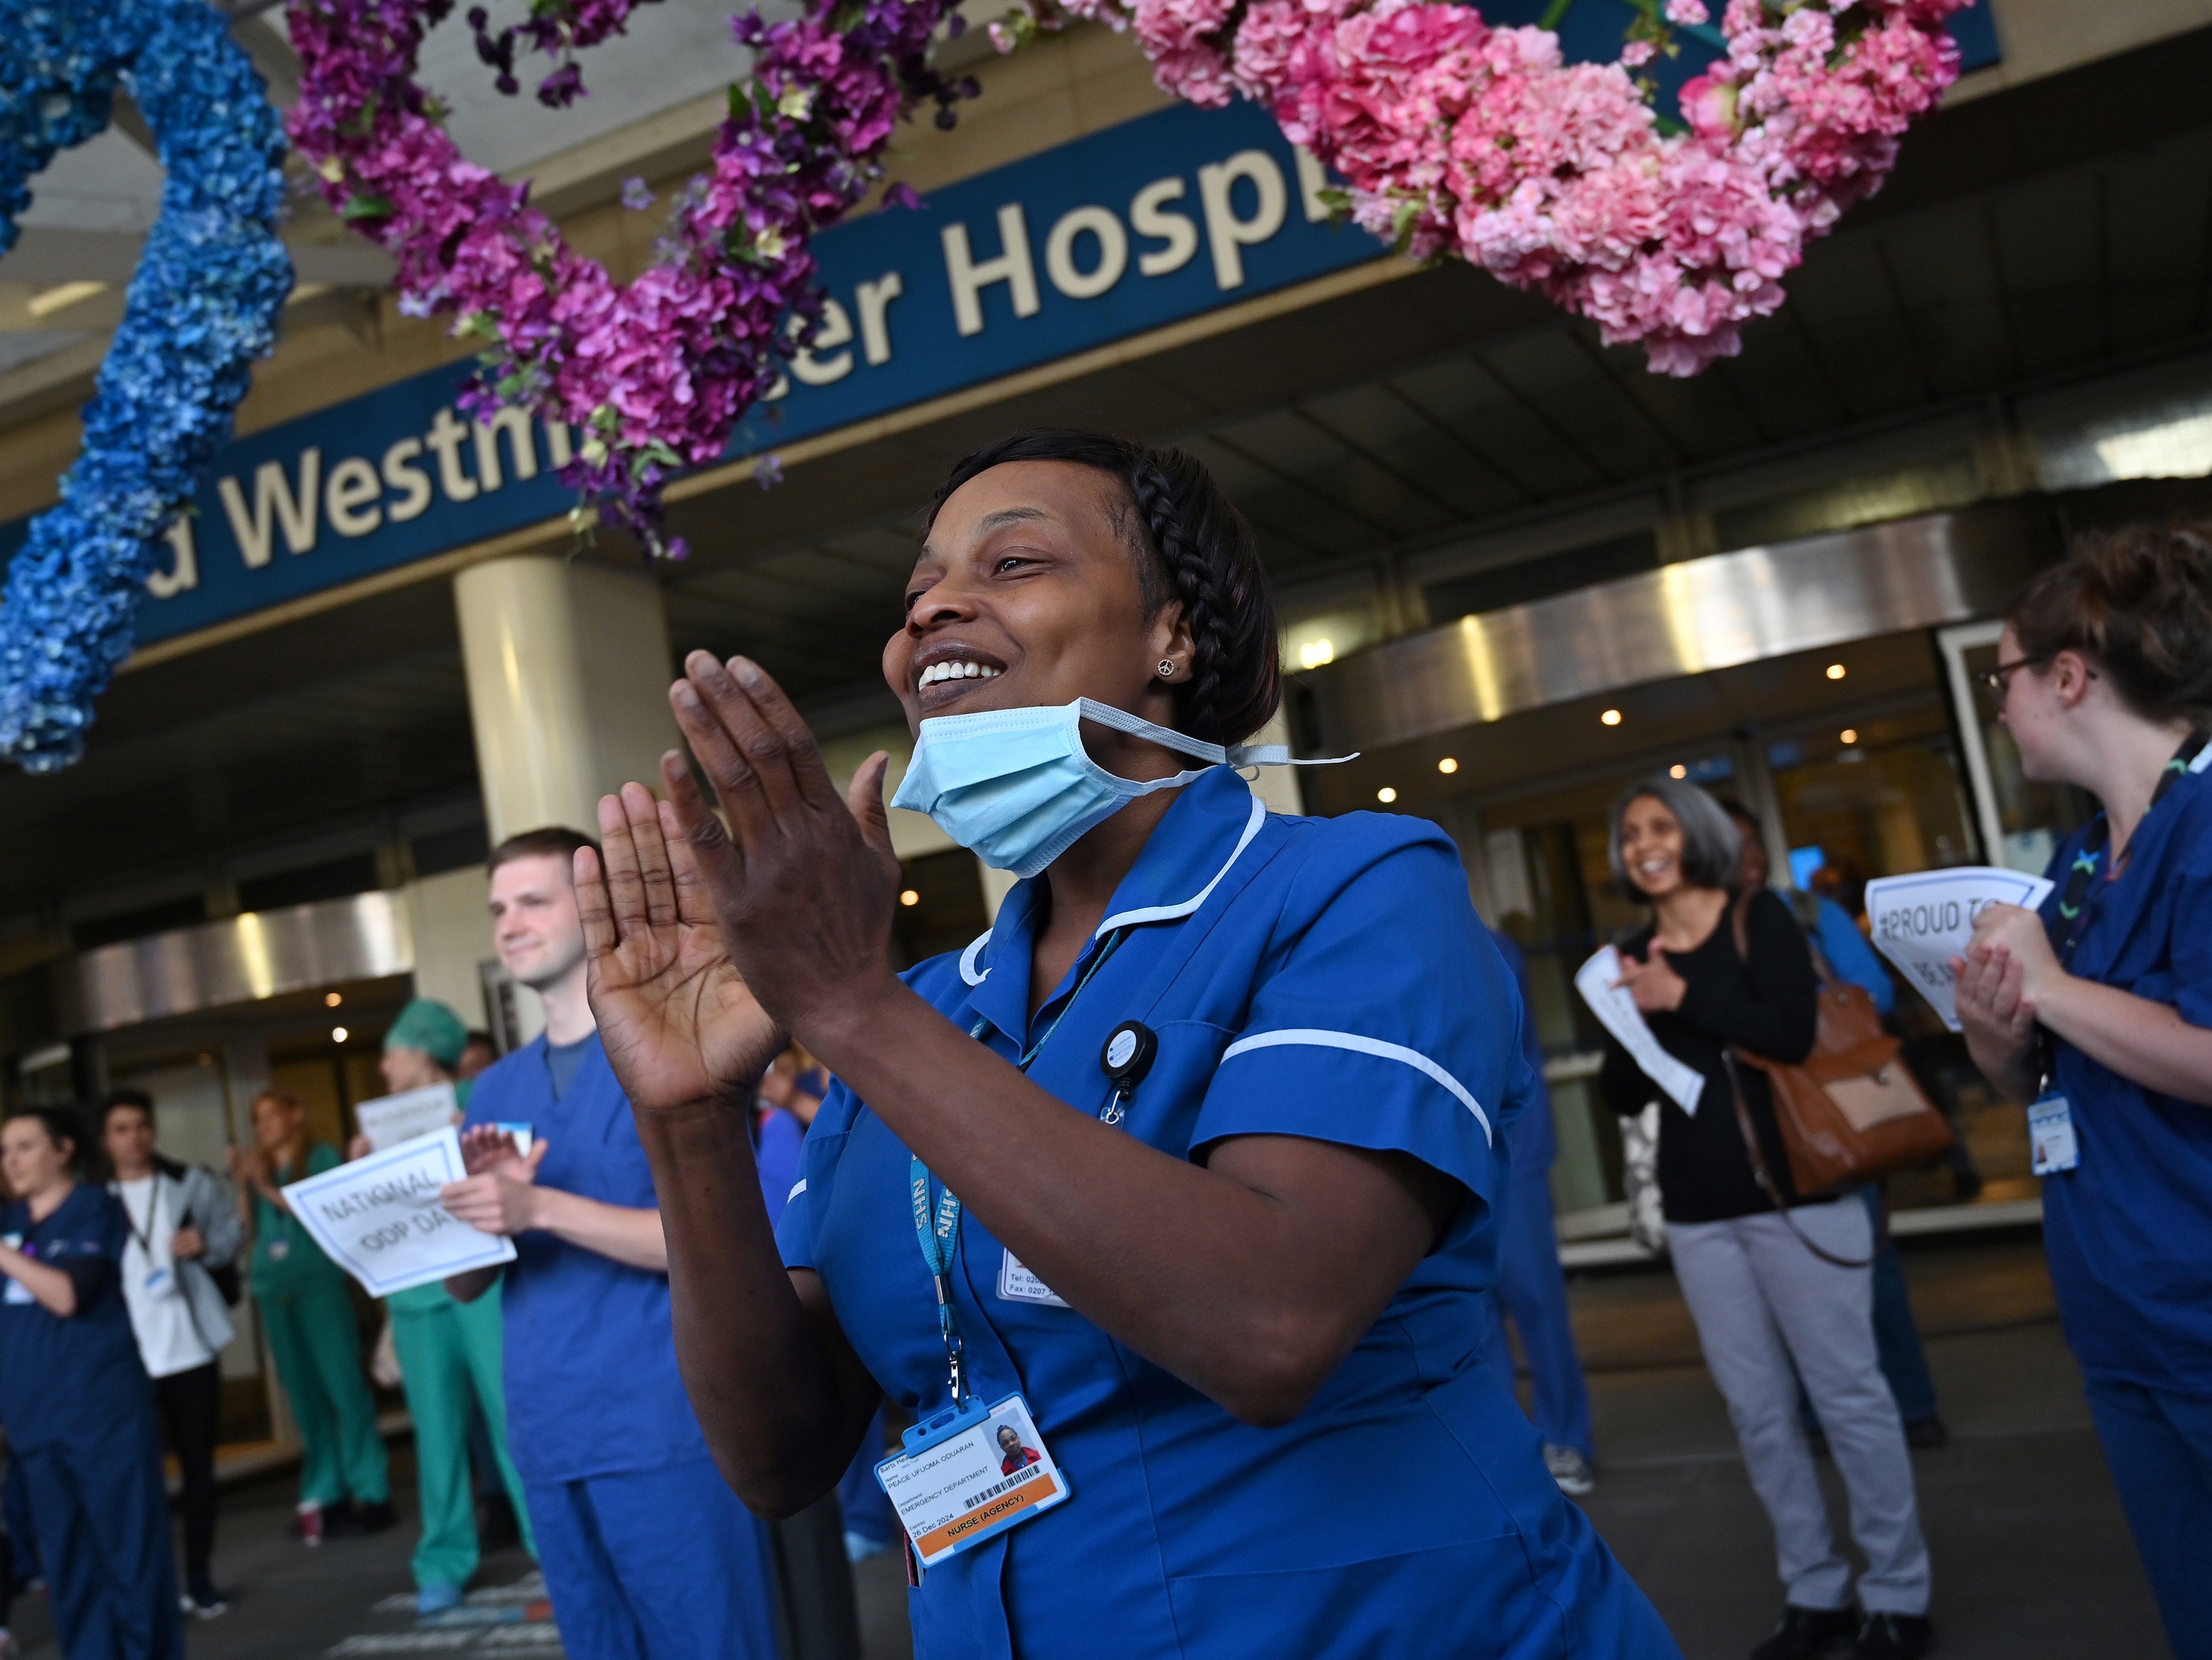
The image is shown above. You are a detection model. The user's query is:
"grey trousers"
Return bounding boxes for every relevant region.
[1668,1204,1932,1615]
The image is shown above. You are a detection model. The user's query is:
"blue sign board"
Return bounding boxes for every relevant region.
[0,98,1381,647]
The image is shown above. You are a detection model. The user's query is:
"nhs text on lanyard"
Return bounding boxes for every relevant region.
[871,972,1137,1575]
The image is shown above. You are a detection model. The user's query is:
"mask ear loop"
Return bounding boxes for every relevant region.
[1071,697,1361,772]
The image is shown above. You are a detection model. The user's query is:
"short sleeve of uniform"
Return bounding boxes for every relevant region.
[1193,822,1516,1214]
[775,1079,861,1272]
[56,1190,126,1305]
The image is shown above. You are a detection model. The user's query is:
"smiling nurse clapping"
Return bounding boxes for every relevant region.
[577,430,1680,1660]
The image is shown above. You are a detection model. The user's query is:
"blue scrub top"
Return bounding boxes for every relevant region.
[0,1184,154,1452]
[755,1106,807,1227]
[778,769,1674,1660]
[2035,747,2212,1396]
[1487,928,1558,1173]
[463,1034,711,1484]
[1811,895,1895,1016]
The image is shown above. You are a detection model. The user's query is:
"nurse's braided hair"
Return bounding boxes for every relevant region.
[2009,521,2212,730]
[927,430,1282,746]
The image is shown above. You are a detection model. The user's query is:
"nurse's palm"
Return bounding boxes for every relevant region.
[580,782,782,1113]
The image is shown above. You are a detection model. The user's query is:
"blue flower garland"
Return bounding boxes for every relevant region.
[0,0,291,772]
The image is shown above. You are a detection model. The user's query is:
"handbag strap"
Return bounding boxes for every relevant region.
[1721,1053,1874,1269]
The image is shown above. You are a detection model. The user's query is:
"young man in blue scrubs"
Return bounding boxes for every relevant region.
[1482,928,1598,1495]
[570,432,1679,1659]
[438,829,778,1660]
[1953,527,2212,1659]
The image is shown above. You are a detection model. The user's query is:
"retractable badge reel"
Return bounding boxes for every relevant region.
[1099,1022,1157,1125]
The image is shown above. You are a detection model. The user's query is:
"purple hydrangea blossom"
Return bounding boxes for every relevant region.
[290,0,975,555]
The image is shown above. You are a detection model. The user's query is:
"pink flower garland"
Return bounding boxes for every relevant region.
[286,0,972,555]
[1041,0,1968,374]
[293,0,1966,550]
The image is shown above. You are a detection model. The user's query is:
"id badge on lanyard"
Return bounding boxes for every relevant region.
[882,1157,1071,1578]
[874,1392,1071,1573]
[2028,1096,2078,1175]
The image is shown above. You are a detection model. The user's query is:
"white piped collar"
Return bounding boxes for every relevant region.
[955,787,1271,985]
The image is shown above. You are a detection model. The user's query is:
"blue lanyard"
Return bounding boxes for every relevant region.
[909,1160,970,1407]
[906,929,1127,1407]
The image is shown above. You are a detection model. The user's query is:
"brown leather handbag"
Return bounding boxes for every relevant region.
[1726,893,1956,1201]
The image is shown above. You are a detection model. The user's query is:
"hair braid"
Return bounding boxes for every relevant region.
[926,429,1282,746]
[1130,456,1235,740]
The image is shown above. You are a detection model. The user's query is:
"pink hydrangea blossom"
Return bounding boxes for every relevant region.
[1069,0,1966,374]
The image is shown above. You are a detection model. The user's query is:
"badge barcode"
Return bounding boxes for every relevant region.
[962,1463,1040,1510]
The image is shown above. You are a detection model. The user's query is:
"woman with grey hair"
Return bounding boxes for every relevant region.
[1598,776,1932,1660]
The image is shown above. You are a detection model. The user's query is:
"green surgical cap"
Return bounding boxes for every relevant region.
[384,998,468,1068]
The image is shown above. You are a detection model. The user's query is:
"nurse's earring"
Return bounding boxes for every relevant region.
[1157,659,1176,679]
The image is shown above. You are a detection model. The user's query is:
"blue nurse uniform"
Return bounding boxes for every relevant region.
[463,1037,780,1660]
[0,1184,182,1660]
[1484,930,1596,1465]
[778,767,1677,1659]
[2033,745,2212,1652]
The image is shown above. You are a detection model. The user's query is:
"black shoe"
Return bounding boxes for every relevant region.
[354,1500,399,1535]
[318,1499,360,1536]
[1855,1612,1934,1659]
[1751,1604,1860,1660]
[1904,1416,1949,1451]
[476,1493,521,1554]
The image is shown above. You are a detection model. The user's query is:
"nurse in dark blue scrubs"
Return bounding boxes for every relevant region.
[570,431,1678,1659]
[0,1107,183,1660]
[1951,525,2212,1658]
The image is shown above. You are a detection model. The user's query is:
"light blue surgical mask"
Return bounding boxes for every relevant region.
[891,698,1332,879]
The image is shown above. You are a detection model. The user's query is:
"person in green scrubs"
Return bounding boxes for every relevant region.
[372,999,536,1614]
[232,1090,393,1543]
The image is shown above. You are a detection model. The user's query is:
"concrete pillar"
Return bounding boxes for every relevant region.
[454,556,678,844]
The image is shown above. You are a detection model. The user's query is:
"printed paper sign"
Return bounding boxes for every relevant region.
[1575,945,1705,1116]
[280,1126,514,1298]
[1864,867,2056,1032]
[876,1395,1070,1568]
[354,1083,461,1153]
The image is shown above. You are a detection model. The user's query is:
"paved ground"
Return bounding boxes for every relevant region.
[3,1230,2164,1660]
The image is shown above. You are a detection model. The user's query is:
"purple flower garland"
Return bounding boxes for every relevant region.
[286,0,974,557]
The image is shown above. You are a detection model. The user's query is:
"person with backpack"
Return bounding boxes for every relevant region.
[100,1088,243,1619]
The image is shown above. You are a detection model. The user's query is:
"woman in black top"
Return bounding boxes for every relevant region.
[1598,778,1932,1660]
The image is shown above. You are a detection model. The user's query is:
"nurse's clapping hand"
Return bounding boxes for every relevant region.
[652,651,906,1037]
[1951,904,2044,1104]
[575,774,789,1114]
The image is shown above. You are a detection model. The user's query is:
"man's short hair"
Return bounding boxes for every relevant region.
[100,1086,156,1130]
[488,827,599,875]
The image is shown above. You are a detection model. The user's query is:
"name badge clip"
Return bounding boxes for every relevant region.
[1098,1021,1157,1126]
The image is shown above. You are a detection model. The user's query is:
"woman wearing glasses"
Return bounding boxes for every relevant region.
[1953,524,2212,1657]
